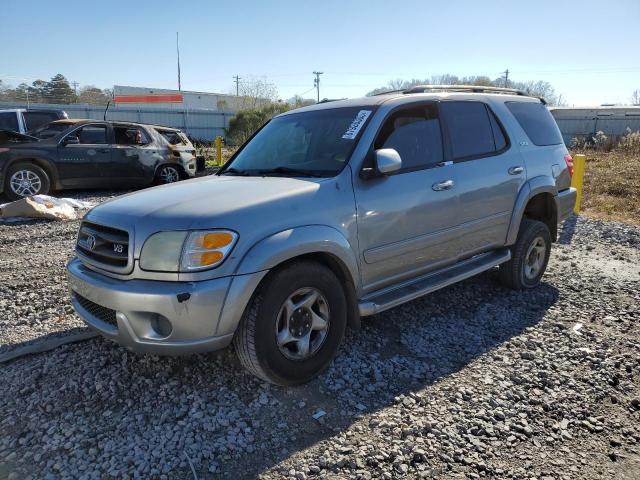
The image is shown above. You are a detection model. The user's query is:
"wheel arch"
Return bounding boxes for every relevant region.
[507,177,559,245]
[234,226,362,330]
[3,157,60,191]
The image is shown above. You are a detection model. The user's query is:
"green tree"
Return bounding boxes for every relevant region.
[47,74,76,104]
[226,103,290,145]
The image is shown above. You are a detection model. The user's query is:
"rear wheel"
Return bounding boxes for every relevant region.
[155,165,181,184]
[498,218,551,289]
[233,261,347,385]
[5,163,51,200]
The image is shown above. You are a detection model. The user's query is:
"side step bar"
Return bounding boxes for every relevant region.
[358,249,511,316]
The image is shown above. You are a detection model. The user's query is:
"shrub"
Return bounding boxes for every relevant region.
[226,103,291,146]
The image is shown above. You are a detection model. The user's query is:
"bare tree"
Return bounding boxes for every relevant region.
[632,89,640,105]
[235,76,279,110]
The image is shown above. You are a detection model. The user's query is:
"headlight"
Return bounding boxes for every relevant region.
[139,230,238,272]
[180,230,238,271]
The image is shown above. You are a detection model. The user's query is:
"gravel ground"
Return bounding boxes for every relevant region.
[0,191,639,480]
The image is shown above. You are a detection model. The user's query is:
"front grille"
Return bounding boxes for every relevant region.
[73,292,117,328]
[76,221,130,272]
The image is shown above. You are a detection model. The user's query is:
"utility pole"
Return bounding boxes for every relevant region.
[313,71,323,103]
[233,75,241,96]
[71,81,79,96]
[502,68,510,88]
[176,32,182,91]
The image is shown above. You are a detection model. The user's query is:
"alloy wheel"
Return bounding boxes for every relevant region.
[9,170,42,197]
[524,236,546,280]
[159,166,180,183]
[275,287,330,360]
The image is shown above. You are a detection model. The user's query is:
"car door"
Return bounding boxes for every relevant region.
[56,123,111,187]
[353,102,461,293]
[439,100,526,258]
[109,125,156,184]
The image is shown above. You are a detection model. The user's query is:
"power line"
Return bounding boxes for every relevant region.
[233,75,241,96]
[313,71,323,103]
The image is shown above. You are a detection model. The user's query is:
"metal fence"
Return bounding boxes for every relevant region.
[551,107,640,145]
[0,101,235,141]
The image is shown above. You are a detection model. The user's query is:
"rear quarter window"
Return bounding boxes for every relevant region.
[506,102,563,146]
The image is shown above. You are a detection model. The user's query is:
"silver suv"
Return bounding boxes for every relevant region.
[67,86,576,385]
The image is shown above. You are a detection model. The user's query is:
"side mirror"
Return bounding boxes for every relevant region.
[64,135,80,145]
[375,148,402,175]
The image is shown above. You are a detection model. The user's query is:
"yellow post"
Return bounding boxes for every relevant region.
[571,154,586,214]
[215,136,223,165]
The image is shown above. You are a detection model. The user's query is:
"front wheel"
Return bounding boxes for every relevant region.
[155,165,181,184]
[5,163,51,200]
[498,218,551,289]
[233,261,347,386]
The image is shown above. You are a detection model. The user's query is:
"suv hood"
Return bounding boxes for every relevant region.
[86,174,327,232]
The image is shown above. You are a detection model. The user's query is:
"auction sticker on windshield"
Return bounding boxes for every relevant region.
[342,110,372,140]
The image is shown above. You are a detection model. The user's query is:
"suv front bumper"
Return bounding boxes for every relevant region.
[67,258,264,355]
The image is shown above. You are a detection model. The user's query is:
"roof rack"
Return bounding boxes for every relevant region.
[372,84,546,104]
[403,84,527,95]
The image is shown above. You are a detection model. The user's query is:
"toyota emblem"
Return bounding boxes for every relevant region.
[86,234,96,250]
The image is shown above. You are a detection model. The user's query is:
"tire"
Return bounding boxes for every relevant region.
[155,165,182,184]
[233,260,347,386]
[498,218,552,290]
[4,162,51,200]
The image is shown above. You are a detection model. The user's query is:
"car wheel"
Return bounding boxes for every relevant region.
[498,219,551,290]
[233,260,347,386]
[156,165,181,184]
[5,163,51,201]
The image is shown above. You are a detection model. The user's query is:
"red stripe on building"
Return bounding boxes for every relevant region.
[114,94,184,104]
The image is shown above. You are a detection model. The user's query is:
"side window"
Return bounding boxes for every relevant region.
[114,126,150,145]
[0,112,19,132]
[374,104,443,171]
[506,101,563,146]
[74,125,108,144]
[441,101,496,160]
[488,109,507,151]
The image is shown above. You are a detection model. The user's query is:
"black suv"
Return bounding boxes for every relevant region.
[0,119,197,200]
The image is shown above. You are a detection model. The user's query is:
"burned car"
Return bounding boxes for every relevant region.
[0,119,197,200]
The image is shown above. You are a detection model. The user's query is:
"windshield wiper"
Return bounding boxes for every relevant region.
[219,167,251,176]
[255,167,325,178]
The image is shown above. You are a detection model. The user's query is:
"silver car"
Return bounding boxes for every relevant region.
[67,86,576,385]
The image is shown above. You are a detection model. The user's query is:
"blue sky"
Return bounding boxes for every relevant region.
[2,0,639,105]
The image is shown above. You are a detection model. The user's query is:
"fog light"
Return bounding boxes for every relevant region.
[150,314,172,337]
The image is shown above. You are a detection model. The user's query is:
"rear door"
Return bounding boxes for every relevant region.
[440,100,526,257]
[56,123,111,187]
[353,102,461,293]
[109,125,157,184]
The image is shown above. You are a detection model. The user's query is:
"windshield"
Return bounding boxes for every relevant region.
[30,122,74,139]
[221,106,374,177]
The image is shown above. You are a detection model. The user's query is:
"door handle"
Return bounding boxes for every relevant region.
[432,179,454,191]
[508,166,524,175]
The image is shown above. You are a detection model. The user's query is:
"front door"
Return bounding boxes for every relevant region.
[439,100,526,258]
[353,102,461,293]
[57,123,111,187]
